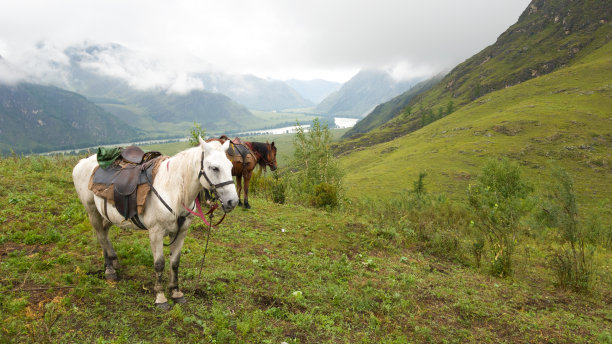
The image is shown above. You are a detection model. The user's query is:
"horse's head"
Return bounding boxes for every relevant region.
[265,141,278,171]
[198,137,239,213]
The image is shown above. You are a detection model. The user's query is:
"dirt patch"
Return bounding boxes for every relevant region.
[380,146,398,154]
[493,124,522,136]
[0,242,53,261]
[453,172,472,181]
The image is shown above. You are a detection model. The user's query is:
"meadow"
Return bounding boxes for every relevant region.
[0,151,610,343]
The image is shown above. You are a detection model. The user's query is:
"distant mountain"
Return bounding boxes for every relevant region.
[342,75,442,138]
[61,45,258,133]
[0,83,140,154]
[315,69,420,118]
[196,73,314,111]
[285,79,342,104]
[64,43,312,112]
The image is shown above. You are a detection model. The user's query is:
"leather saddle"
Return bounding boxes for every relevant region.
[93,146,162,221]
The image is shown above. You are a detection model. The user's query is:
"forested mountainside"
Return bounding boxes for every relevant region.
[0,83,140,154]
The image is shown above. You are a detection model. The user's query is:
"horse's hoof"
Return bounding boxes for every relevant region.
[155,302,171,311]
[105,273,118,281]
[244,203,251,209]
[172,296,187,304]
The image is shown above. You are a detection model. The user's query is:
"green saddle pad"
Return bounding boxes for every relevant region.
[96,147,123,169]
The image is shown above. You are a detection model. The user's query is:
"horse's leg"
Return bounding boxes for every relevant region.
[148,228,170,310]
[236,173,244,207]
[243,168,252,209]
[168,223,189,304]
[89,211,118,280]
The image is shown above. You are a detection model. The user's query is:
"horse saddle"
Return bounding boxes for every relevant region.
[121,145,146,164]
[92,146,162,220]
[227,142,250,158]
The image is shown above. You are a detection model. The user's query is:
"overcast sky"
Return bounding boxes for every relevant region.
[0,0,532,84]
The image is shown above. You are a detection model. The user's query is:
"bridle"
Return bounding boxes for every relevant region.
[180,151,234,228]
[197,151,235,202]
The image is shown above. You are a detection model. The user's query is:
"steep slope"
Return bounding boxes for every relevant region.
[285,79,342,104]
[315,69,418,118]
[0,83,140,154]
[341,40,612,208]
[338,0,612,150]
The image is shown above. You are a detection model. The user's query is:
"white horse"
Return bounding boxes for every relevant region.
[72,138,238,309]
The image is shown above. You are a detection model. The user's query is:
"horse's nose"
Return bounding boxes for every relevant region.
[224,198,237,212]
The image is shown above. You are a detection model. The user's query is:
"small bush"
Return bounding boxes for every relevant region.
[468,158,533,277]
[269,170,286,204]
[312,182,338,208]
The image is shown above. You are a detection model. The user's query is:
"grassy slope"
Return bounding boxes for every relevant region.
[341,40,612,210]
[337,2,612,152]
[0,156,610,343]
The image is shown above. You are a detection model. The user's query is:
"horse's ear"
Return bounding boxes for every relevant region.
[271,141,275,147]
[199,136,213,153]
[221,140,230,151]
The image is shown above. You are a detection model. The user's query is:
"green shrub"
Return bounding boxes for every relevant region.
[269,170,286,204]
[468,158,533,277]
[312,182,338,208]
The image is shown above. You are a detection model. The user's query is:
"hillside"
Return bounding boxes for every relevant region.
[338,0,612,149]
[0,83,140,154]
[315,69,418,118]
[1,155,610,343]
[340,39,612,208]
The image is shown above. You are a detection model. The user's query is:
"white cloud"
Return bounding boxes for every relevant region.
[0,0,532,84]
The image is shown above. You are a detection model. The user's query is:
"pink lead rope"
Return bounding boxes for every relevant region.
[181,196,226,227]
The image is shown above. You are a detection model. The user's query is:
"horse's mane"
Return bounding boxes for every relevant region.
[249,142,274,169]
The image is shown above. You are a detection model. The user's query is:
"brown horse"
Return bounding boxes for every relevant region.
[208,136,277,208]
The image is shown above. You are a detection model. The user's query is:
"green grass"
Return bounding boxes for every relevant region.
[1,152,610,343]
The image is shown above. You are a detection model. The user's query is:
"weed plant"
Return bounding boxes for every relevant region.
[539,167,597,291]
